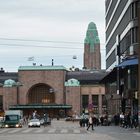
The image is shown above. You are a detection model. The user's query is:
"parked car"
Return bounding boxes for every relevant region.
[28,119,41,127]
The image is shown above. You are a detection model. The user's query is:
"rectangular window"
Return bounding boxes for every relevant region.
[120,31,131,55]
[102,95,107,106]
[92,95,99,114]
[92,95,98,106]
[82,95,89,109]
[132,27,138,44]
[130,67,138,89]
[127,67,138,90]
[131,2,138,19]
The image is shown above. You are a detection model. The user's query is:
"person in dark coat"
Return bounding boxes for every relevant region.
[87,115,94,130]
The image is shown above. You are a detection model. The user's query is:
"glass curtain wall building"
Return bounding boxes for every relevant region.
[105,0,139,115]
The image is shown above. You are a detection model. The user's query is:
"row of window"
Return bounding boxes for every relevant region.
[106,1,138,70]
[82,95,107,109]
[120,27,138,56]
[131,1,138,20]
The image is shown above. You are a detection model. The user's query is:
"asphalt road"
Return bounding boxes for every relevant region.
[0,120,140,140]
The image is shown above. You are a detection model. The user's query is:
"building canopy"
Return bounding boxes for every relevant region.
[116,58,138,68]
[9,104,72,109]
[100,58,138,83]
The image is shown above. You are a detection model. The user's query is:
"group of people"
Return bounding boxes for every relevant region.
[79,111,139,131]
[81,111,139,129]
[79,113,110,130]
[79,114,99,131]
[113,112,138,128]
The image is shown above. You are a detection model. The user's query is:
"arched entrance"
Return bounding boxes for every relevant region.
[27,83,56,117]
[12,83,72,118]
[28,83,55,104]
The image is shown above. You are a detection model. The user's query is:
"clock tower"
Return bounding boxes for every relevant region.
[84,22,101,70]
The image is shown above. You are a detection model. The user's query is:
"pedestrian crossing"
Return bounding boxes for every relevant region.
[133,132,140,137]
[0,127,87,134]
[48,128,56,133]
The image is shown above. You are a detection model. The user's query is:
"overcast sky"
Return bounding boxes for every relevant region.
[0,0,105,72]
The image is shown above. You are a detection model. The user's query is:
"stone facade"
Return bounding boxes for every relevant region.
[66,86,81,115]
[0,66,106,117]
[18,70,66,105]
[80,85,105,115]
[3,87,17,110]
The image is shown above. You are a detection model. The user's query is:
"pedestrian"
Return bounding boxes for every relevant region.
[43,113,48,127]
[32,110,37,119]
[100,115,104,126]
[87,115,94,131]
[120,112,124,127]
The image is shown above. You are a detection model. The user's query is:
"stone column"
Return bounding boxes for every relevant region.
[98,94,102,116]
[3,87,17,111]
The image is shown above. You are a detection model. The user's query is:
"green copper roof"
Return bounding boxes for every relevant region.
[18,65,67,71]
[88,22,96,30]
[84,22,100,52]
[65,78,80,86]
[3,79,16,87]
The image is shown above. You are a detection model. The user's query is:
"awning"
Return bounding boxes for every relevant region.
[117,58,138,67]
[9,104,72,109]
[100,58,138,83]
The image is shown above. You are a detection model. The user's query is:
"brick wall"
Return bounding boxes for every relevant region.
[18,70,66,104]
[3,87,17,110]
[66,86,81,115]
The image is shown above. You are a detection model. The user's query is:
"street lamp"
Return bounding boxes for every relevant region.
[49,88,54,93]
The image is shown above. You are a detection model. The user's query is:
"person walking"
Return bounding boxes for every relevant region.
[120,112,124,127]
[87,115,94,131]
[43,113,48,127]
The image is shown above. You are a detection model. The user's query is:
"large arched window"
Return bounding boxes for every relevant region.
[28,83,55,104]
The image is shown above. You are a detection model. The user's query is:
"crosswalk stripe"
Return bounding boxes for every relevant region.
[48,128,56,133]
[61,129,68,133]
[35,129,44,133]
[0,129,10,133]
[0,128,87,134]
[22,128,33,133]
[8,129,21,133]
[73,129,80,133]
[133,132,140,136]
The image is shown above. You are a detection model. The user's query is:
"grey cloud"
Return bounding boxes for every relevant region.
[0,0,105,71]
[0,0,105,22]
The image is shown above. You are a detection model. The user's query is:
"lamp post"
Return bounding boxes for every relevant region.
[116,35,121,95]
[116,35,124,114]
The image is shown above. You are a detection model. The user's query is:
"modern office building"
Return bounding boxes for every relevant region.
[104,0,139,115]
